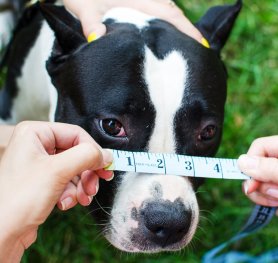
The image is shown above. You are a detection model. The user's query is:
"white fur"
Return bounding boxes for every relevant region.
[103,7,154,29]
[145,48,188,153]
[8,22,56,123]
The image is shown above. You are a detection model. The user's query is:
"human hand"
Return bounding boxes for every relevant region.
[63,0,205,44]
[0,121,113,262]
[238,136,278,207]
[0,125,14,158]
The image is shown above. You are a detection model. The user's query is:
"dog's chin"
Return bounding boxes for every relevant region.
[105,229,196,253]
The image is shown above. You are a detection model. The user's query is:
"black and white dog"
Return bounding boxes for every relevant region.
[0,0,242,253]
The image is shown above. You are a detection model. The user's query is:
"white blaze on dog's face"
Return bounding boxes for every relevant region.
[107,44,198,252]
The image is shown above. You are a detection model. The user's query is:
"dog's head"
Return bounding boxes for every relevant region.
[41,0,242,253]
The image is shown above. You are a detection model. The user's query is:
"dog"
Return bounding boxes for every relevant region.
[0,0,242,253]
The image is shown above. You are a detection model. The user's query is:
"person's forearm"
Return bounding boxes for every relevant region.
[0,125,14,158]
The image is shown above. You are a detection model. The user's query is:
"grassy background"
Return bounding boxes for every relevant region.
[2,0,278,262]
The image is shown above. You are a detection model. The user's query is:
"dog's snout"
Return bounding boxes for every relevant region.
[141,199,192,247]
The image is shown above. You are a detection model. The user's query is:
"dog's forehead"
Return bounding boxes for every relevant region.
[97,7,223,80]
[102,7,217,59]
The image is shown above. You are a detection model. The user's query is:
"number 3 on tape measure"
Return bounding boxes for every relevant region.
[185,161,193,170]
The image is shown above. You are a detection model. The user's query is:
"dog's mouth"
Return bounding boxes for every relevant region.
[103,173,199,252]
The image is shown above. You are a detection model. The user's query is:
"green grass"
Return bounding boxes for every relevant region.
[3,0,278,262]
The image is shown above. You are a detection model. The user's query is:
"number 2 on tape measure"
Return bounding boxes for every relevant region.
[157,159,163,169]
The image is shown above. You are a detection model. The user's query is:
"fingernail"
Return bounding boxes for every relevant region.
[105,172,114,182]
[201,37,210,48]
[61,197,73,210]
[266,188,278,199]
[243,180,250,195]
[87,32,98,43]
[238,155,259,170]
[92,181,99,197]
[87,196,93,206]
[103,149,113,167]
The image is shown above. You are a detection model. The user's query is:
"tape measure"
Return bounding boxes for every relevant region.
[106,150,250,180]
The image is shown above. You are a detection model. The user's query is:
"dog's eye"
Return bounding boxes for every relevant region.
[198,125,217,141]
[100,119,126,137]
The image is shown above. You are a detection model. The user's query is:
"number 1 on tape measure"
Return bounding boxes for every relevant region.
[106,150,250,180]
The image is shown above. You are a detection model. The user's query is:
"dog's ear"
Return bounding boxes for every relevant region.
[40,3,86,54]
[195,0,242,52]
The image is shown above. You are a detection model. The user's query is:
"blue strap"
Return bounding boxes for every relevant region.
[202,205,277,263]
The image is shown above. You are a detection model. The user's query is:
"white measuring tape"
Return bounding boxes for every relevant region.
[106,150,250,180]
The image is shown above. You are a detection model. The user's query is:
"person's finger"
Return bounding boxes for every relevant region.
[71,175,80,186]
[11,121,99,155]
[46,122,100,152]
[242,179,261,195]
[95,169,114,181]
[238,154,278,183]
[81,170,99,196]
[247,191,278,207]
[50,144,113,183]
[64,0,106,39]
[57,182,78,210]
[246,136,278,157]
[81,16,106,41]
[77,180,92,206]
[252,182,278,201]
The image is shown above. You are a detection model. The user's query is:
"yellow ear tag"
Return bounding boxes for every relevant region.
[201,37,210,48]
[87,32,98,43]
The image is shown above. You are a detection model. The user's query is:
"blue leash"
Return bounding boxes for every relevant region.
[203,205,277,263]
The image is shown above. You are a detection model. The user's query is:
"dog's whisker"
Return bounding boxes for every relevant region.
[85,223,108,227]
[196,225,207,236]
[195,189,208,195]
[85,206,113,216]
[94,197,111,216]
[92,228,108,242]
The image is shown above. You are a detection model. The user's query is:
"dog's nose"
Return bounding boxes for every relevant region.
[141,199,192,247]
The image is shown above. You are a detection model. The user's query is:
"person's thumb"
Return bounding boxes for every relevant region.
[50,143,112,183]
[79,13,107,42]
[238,154,278,183]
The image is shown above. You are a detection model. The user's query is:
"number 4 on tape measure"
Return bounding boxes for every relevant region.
[106,150,250,180]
